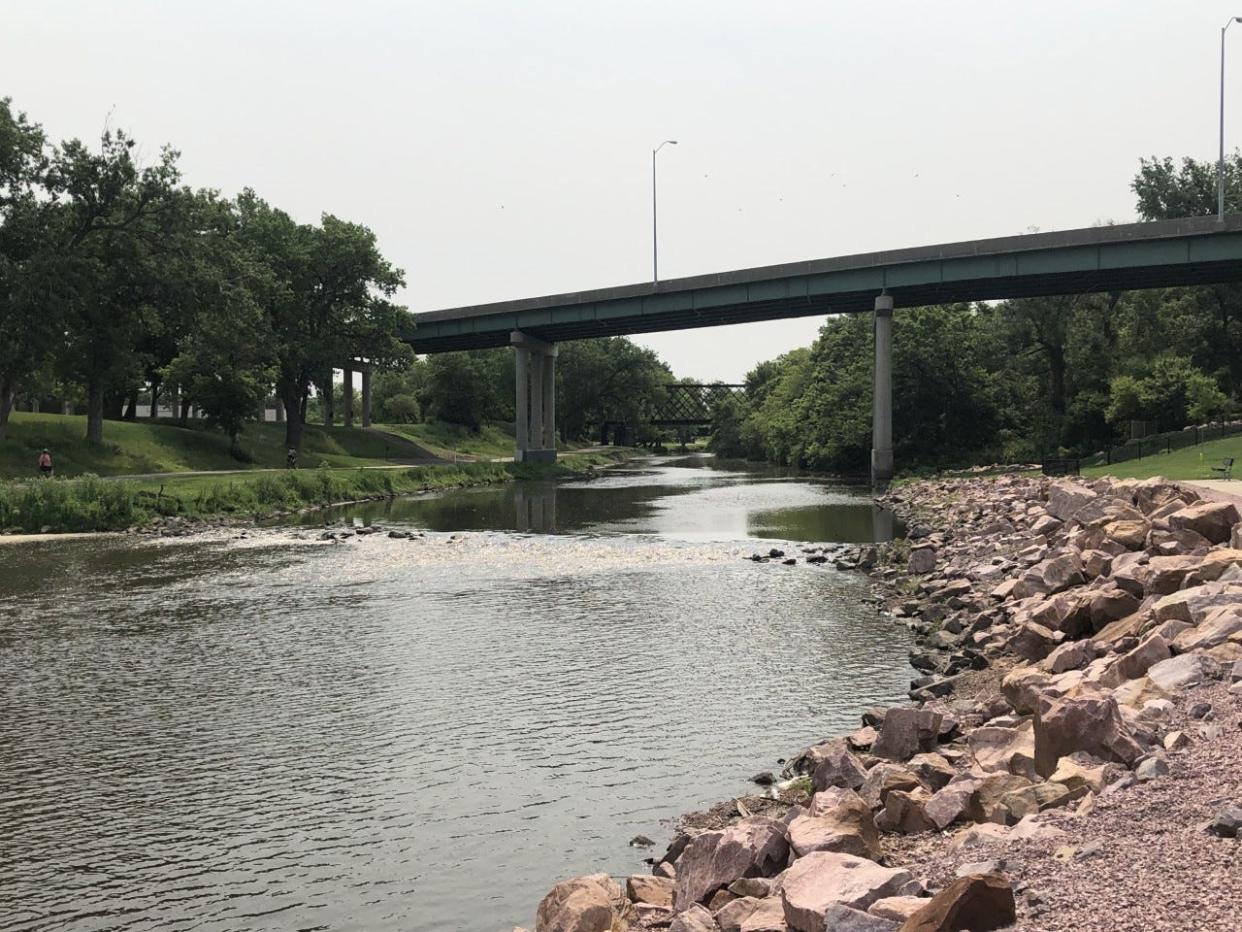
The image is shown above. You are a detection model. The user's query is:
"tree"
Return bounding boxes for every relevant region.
[0,98,55,441]
[422,351,500,429]
[555,337,673,441]
[163,196,277,456]
[45,129,181,444]
[234,191,411,452]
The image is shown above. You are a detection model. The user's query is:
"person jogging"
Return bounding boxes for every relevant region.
[37,449,54,477]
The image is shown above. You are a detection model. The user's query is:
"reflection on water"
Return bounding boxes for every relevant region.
[0,455,911,932]
[298,455,902,544]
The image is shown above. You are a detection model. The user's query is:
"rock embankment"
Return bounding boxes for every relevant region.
[520,475,1242,932]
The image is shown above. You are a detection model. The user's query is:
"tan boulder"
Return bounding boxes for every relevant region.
[780,852,922,932]
[860,763,925,810]
[1154,581,1242,624]
[1080,549,1113,578]
[669,904,719,932]
[897,874,1016,932]
[997,781,1074,822]
[1040,639,1095,674]
[738,897,787,932]
[1144,555,1205,595]
[1048,751,1125,794]
[1046,480,1097,521]
[1001,666,1051,714]
[1173,606,1242,652]
[1012,552,1085,599]
[1083,586,1141,630]
[924,777,981,830]
[907,752,957,791]
[673,817,789,910]
[536,873,625,932]
[1103,518,1149,550]
[871,708,944,762]
[1146,652,1218,693]
[715,897,762,932]
[786,792,879,859]
[876,788,937,834]
[627,875,674,908]
[1098,633,1171,688]
[1033,694,1144,778]
[968,773,1035,824]
[869,896,929,923]
[1185,550,1242,585]
[807,739,867,792]
[966,722,1037,781]
[1167,501,1240,544]
[1009,621,1065,661]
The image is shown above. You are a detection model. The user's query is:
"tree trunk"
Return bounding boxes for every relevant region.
[149,377,162,418]
[86,380,105,445]
[0,376,15,442]
[123,391,138,421]
[281,382,306,452]
[179,397,190,427]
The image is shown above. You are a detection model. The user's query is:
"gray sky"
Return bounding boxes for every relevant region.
[3,1,1238,380]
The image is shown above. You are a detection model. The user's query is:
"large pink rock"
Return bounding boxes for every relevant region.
[807,739,867,791]
[780,852,922,932]
[1099,633,1171,687]
[966,723,1037,781]
[924,777,980,830]
[627,875,674,907]
[737,897,787,932]
[536,873,624,932]
[787,790,879,858]
[673,817,788,911]
[1033,694,1144,778]
[871,708,943,761]
[1012,553,1085,599]
[1046,480,1097,521]
[669,905,719,932]
[1173,606,1242,652]
[1168,501,1240,544]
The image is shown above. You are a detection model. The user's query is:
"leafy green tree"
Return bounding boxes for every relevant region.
[0,98,55,441]
[45,130,181,444]
[555,337,673,441]
[234,191,411,452]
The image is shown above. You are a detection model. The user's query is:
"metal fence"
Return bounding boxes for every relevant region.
[1079,422,1242,468]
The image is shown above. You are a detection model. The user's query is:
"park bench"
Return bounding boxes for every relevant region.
[1211,457,1234,480]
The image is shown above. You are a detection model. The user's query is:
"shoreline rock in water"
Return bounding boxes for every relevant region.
[520,474,1242,932]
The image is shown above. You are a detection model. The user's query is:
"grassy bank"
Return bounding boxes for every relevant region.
[373,421,518,460]
[0,412,439,478]
[0,453,624,534]
[1082,433,1242,481]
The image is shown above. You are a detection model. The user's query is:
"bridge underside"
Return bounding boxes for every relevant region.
[407,216,1242,354]
[409,216,1242,483]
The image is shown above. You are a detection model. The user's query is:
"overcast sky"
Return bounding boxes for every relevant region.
[3,1,1239,380]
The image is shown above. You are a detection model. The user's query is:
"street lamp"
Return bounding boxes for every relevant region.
[1220,17,1242,220]
[653,139,678,283]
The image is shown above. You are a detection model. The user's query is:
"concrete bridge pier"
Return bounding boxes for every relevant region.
[361,369,373,428]
[511,331,558,463]
[871,294,894,487]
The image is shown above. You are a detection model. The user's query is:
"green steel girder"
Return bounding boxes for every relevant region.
[405,216,1242,353]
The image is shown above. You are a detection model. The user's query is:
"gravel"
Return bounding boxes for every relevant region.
[887,682,1242,931]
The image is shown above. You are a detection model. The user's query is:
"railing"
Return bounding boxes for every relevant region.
[1078,421,1242,468]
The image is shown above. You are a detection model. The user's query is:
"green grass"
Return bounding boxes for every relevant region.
[0,412,438,479]
[0,452,624,533]
[373,421,518,460]
[1082,434,1242,481]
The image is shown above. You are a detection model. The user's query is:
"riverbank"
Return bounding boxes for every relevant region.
[526,474,1242,931]
[0,452,628,536]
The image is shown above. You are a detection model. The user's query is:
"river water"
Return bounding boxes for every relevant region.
[0,455,913,932]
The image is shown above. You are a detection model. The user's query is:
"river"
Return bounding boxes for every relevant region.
[0,455,913,932]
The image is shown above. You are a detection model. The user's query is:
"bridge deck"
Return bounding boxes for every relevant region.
[407,216,1242,353]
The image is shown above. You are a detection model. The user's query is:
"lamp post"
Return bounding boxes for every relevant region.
[652,139,678,283]
[1221,17,1242,220]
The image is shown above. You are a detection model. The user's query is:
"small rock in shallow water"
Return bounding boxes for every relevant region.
[750,772,776,786]
[768,548,785,558]
[629,835,655,847]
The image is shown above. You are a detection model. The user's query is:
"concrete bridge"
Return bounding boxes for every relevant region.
[408,216,1242,481]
